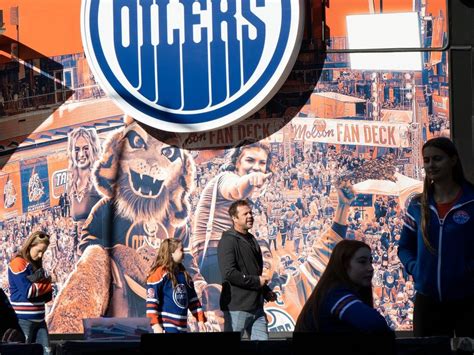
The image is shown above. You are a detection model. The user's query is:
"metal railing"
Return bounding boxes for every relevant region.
[0,84,107,117]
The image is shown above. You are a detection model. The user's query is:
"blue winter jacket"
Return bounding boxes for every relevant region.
[317,286,392,334]
[398,183,474,302]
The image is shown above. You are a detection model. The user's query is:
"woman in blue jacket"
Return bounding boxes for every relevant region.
[398,137,474,336]
[295,240,392,335]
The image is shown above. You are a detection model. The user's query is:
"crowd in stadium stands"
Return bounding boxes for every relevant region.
[428,114,449,136]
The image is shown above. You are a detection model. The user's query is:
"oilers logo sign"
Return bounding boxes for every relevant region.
[265,307,295,332]
[81,0,304,132]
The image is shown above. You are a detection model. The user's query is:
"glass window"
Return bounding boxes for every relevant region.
[323,0,448,52]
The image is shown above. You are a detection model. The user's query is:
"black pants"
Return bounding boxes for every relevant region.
[414,293,474,337]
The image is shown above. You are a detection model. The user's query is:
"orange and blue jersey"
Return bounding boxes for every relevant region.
[8,257,52,321]
[146,266,205,333]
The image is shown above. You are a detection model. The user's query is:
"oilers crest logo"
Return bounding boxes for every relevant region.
[81,0,304,132]
[265,307,295,332]
[453,210,470,225]
[173,284,188,309]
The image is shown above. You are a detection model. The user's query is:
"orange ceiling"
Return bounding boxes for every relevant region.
[1,0,447,57]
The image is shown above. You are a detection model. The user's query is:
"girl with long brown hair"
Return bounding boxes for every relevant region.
[295,240,391,334]
[8,230,53,354]
[66,127,102,253]
[398,137,474,336]
[146,239,206,333]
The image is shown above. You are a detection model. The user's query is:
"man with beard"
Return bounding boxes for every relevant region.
[218,200,276,340]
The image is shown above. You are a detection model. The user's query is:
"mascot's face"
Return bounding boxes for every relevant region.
[94,121,195,224]
[121,127,183,199]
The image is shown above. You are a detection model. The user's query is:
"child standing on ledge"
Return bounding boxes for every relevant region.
[146,239,206,333]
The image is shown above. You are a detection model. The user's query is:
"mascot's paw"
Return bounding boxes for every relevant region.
[110,244,148,286]
[47,245,111,333]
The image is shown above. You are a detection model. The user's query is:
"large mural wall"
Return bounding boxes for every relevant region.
[0,0,449,333]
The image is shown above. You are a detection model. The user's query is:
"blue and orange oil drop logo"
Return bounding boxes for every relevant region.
[81,0,304,132]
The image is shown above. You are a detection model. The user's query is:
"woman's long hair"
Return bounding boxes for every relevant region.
[67,127,101,199]
[419,137,467,253]
[148,239,190,287]
[18,231,50,271]
[294,240,373,332]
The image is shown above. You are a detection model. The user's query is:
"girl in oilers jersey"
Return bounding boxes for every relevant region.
[146,239,206,333]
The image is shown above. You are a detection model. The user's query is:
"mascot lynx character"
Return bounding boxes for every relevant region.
[47,118,196,333]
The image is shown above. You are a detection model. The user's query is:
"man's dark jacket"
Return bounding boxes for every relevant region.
[218,228,270,311]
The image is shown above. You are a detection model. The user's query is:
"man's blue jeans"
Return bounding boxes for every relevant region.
[223,308,269,340]
[18,319,51,355]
